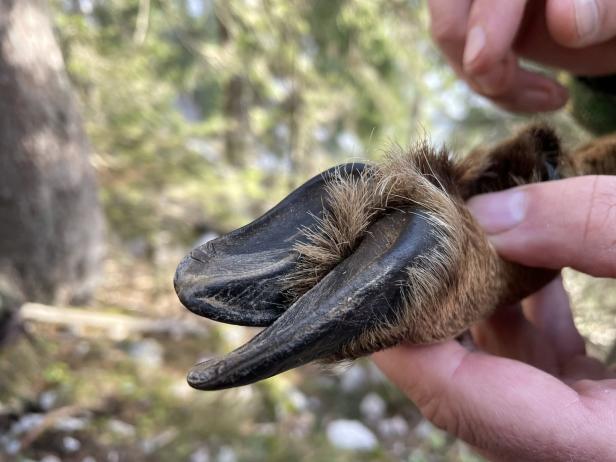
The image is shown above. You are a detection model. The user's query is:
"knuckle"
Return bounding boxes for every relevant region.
[584,177,616,234]
[418,392,455,431]
[481,76,513,96]
[430,16,465,46]
[407,381,439,416]
[406,380,458,432]
[468,58,516,98]
[422,394,488,448]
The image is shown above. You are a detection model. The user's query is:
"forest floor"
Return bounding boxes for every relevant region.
[1,246,615,462]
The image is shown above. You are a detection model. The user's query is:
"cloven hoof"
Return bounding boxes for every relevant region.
[174,124,616,390]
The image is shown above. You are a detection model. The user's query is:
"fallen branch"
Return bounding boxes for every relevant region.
[19,404,85,449]
[20,303,206,340]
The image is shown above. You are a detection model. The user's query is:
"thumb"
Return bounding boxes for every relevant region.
[547,0,616,47]
[372,342,594,459]
[467,176,616,278]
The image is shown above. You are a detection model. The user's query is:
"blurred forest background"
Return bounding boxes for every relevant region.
[0,0,614,461]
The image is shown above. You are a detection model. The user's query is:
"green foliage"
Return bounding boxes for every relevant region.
[51,0,555,251]
[0,326,480,461]
[31,2,595,460]
[1,2,610,461]
[569,76,616,136]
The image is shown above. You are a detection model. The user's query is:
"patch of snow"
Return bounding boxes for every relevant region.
[3,439,20,455]
[326,419,378,451]
[377,416,409,438]
[360,393,386,420]
[63,436,81,452]
[190,447,211,462]
[12,413,44,434]
[107,419,136,438]
[54,416,88,432]
[127,339,163,367]
[414,419,437,440]
[40,456,62,462]
[39,391,57,410]
[340,365,367,392]
[288,390,308,411]
[217,446,237,462]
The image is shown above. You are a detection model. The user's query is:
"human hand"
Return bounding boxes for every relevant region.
[373,175,616,461]
[427,0,616,112]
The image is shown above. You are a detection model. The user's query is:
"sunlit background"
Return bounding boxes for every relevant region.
[1,1,614,461]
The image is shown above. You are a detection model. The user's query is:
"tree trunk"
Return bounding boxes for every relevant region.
[217,10,249,167]
[0,0,104,310]
[223,74,249,167]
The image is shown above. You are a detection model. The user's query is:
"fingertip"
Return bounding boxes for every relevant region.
[511,81,569,113]
[427,0,473,62]
[463,51,569,112]
[372,341,467,390]
[486,176,616,278]
[463,27,516,96]
[547,0,612,48]
[463,25,487,71]
[469,65,515,98]
[491,74,569,113]
[373,341,474,420]
[462,0,529,94]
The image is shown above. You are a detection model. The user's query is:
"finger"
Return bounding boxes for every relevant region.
[515,4,616,75]
[372,341,597,459]
[485,65,569,113]
[467,176,616,278]
[462,0,568,111]
[428,0,568,112]
[427,0,472,72]
[547,0,616,48]
[520,35,616,75]
[463,0,528,94]
[564,356,616,382]
[522,276,586,366]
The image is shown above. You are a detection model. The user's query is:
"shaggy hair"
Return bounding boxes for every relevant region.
[284,124,564,359]
[569,133,616,176]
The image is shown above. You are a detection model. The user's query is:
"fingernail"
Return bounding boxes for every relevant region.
[464,26,486,68]
[574,0,599,42]
[467,190,528,235]
[520,88,553,108]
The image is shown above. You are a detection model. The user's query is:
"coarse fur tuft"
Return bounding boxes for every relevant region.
[284,166,383,297]
[283,142,462,299]
[569,133,616,176]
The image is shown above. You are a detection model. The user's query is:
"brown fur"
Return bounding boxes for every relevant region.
[282,125,569,360]
[569,133,616,176]
[457,123,563,197]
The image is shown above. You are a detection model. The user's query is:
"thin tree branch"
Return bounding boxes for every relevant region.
[134,0,151,45]
[20,303,207,339]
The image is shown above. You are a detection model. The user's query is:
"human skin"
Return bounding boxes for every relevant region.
[373,176,616,461]
[427,0,616,112]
